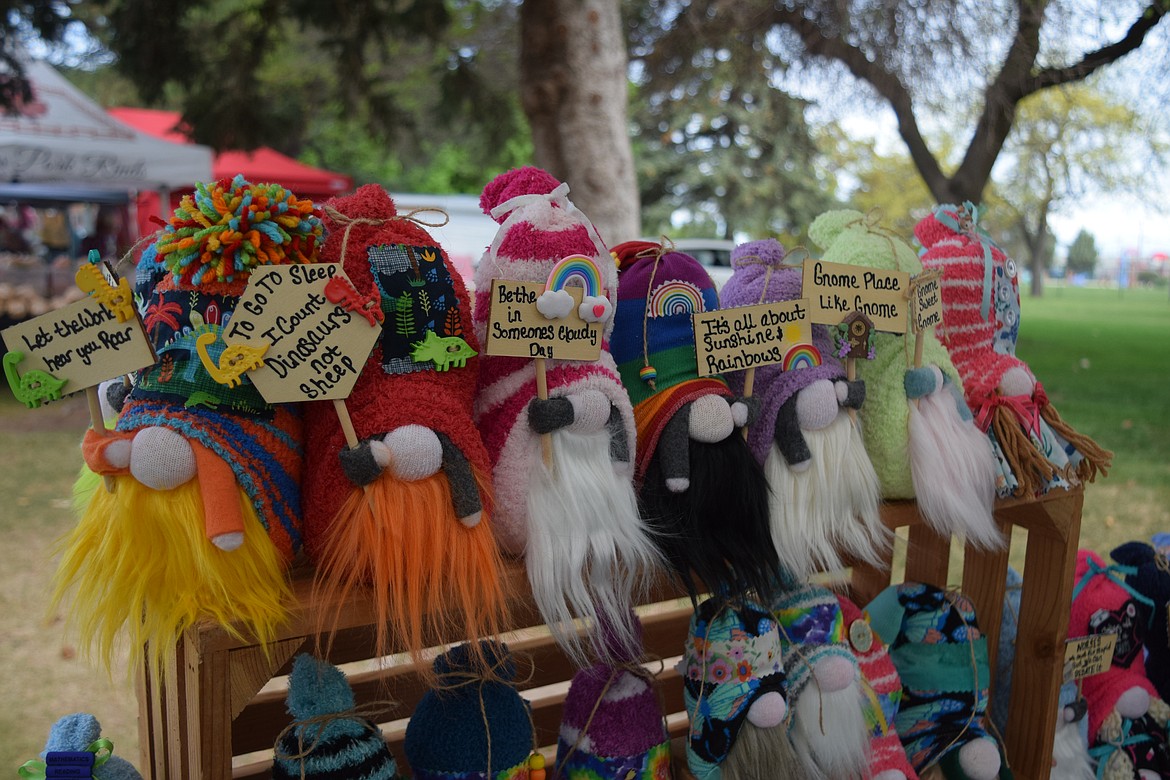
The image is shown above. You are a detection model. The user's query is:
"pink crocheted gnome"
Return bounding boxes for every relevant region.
[610,239,785,602]
[472,167,660,664]
[836,594,920,780]
[302,184,507,666]
[722,238,887,581]
[1068,549,1170,779]
[914,204,1112,497]
[808,209,1001,550]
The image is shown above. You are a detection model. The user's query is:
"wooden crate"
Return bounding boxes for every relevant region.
[137,489,1082,780]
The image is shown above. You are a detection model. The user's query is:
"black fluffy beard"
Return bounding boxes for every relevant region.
[639,434,787,601]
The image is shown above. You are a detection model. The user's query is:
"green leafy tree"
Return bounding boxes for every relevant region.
[1066,230,1100,276]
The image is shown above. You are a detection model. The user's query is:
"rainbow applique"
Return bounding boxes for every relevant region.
[536,253,613,324]
[647,279,705,318]
[783,343,822,371]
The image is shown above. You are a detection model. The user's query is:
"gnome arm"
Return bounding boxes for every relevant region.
[658,404,693,493]
[527,397,575,433]
[731,395,761,428]
[773,395,812,471]
[606,403,631,465]
[338,438,384,487]
[436,431,483,526]
[836,379,866,410]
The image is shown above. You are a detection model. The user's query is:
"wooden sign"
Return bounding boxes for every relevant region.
[2,297,155,407]
[910,271,943,334]
[692,299,813,377]
[1063,633,1118,682]
[220,264,381,403]
[483,279,602,362]
[802,258,910,334]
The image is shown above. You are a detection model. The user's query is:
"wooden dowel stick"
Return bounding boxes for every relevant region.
[535,357,553,467]
[846,358,858,423]
[913,329,926,410]
[86,386,116,493]
[741,367,756,440]
[333,398,360,449]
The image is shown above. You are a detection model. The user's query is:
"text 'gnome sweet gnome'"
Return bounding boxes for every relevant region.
[472,167,661,665]
[54,176,320,669]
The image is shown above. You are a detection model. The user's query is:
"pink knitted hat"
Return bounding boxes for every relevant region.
[837,594,920,780]
[1069,549,1160,742]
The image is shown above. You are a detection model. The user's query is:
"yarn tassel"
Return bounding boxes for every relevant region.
[990,405,1059,498]
[908,388,1003,549]
[1038,401,1113,485]
[312,466,507,672]
[53,471,291,675]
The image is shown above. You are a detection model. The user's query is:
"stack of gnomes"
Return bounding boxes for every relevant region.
[914,204,1112,497]
[273,655,401,780]
[836,594,920,780]
[472,167,659,664]
[772,584,872,779]
[680,597,797,779]
[867,582,1008,780]
[808,210,1001,549]
[405,641,544,780]
[721,238,887,580]
[303,184,506,664]
[55,176,319,667]
[1067,550,1170,780]
[610,239,783,600]
[554,615,672,778]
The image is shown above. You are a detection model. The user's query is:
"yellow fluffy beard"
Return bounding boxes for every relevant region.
[311,468,508,668]
[54,471,291,674]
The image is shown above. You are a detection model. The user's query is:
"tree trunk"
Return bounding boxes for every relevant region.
[518,0,640,245]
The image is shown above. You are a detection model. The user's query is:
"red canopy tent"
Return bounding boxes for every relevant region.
[108,107,353,237]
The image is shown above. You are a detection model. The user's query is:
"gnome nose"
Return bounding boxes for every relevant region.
[811,655,856,693]
[795,379,839,431]
[1116,686,1151,719]
[745,691,787,729]
[957,737,1001,780]
[687,395,734,443]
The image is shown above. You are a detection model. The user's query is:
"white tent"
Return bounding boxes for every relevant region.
[0,60,212,190]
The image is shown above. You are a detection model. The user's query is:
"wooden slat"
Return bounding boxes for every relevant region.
[962,517,1012,690]
[904,521,950,589]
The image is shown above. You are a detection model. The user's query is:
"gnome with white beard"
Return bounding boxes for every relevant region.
[472,167,660,664]
[722,238,888,580]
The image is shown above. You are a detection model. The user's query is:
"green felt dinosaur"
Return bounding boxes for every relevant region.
[4,351,68,408]
[410,330,477,372]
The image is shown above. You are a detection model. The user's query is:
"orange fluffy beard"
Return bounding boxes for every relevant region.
[311,466,508,665]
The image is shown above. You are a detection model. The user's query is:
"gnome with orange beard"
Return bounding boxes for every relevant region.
[302,184,506,663]
[473,167,660,664]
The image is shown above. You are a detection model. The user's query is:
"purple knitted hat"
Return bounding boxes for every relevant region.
[721,239,844,463]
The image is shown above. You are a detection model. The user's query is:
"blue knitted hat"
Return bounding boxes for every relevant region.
[272,655,399,780]
[33,713,142,780]
[404,642,534,780]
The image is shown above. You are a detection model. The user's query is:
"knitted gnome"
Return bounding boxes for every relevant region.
[808,210,1001,549]
[1068,549,1170,779]
[680,596,796,780]
[554,615,672,779]
[867,583,1007,780]
[273,655,400,780]
[721,238,887,580]
[404,641,541,780]
[303,184,506,666]
[914,204,1112,497]
[56,176,318,668]
[472,168,659,664]
[992,568,1094,780]
[26,713,142,780]
[1112,541,1170,704]
[772,584,871,779]
[610,239,783,601]
[836,593,921,780]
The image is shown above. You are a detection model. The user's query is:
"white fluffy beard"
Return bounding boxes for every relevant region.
[1051,719,1095,780]
[789,683,871,780]
[763,412,889,580]
[721,720,804,780]
[526,428,660,665]
[907,387,1003,549]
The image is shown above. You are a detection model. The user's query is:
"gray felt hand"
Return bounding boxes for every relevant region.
[774,395,812,471]
[436,432,483,527]
[527,397,574,434]
[338,440,383,487]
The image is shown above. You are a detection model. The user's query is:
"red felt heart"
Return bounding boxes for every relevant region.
[593,303,606,318]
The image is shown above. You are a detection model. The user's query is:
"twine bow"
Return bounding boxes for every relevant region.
[489,182,572,222]
[972,392,1041,437]
[19,738,113,779]
[1088,717,1150,780]
[321,204,451,270]
[932,202,998,322]
[1072,559,1155,615]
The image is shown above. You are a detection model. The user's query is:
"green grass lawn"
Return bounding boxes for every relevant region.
[0,284,1165,771]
